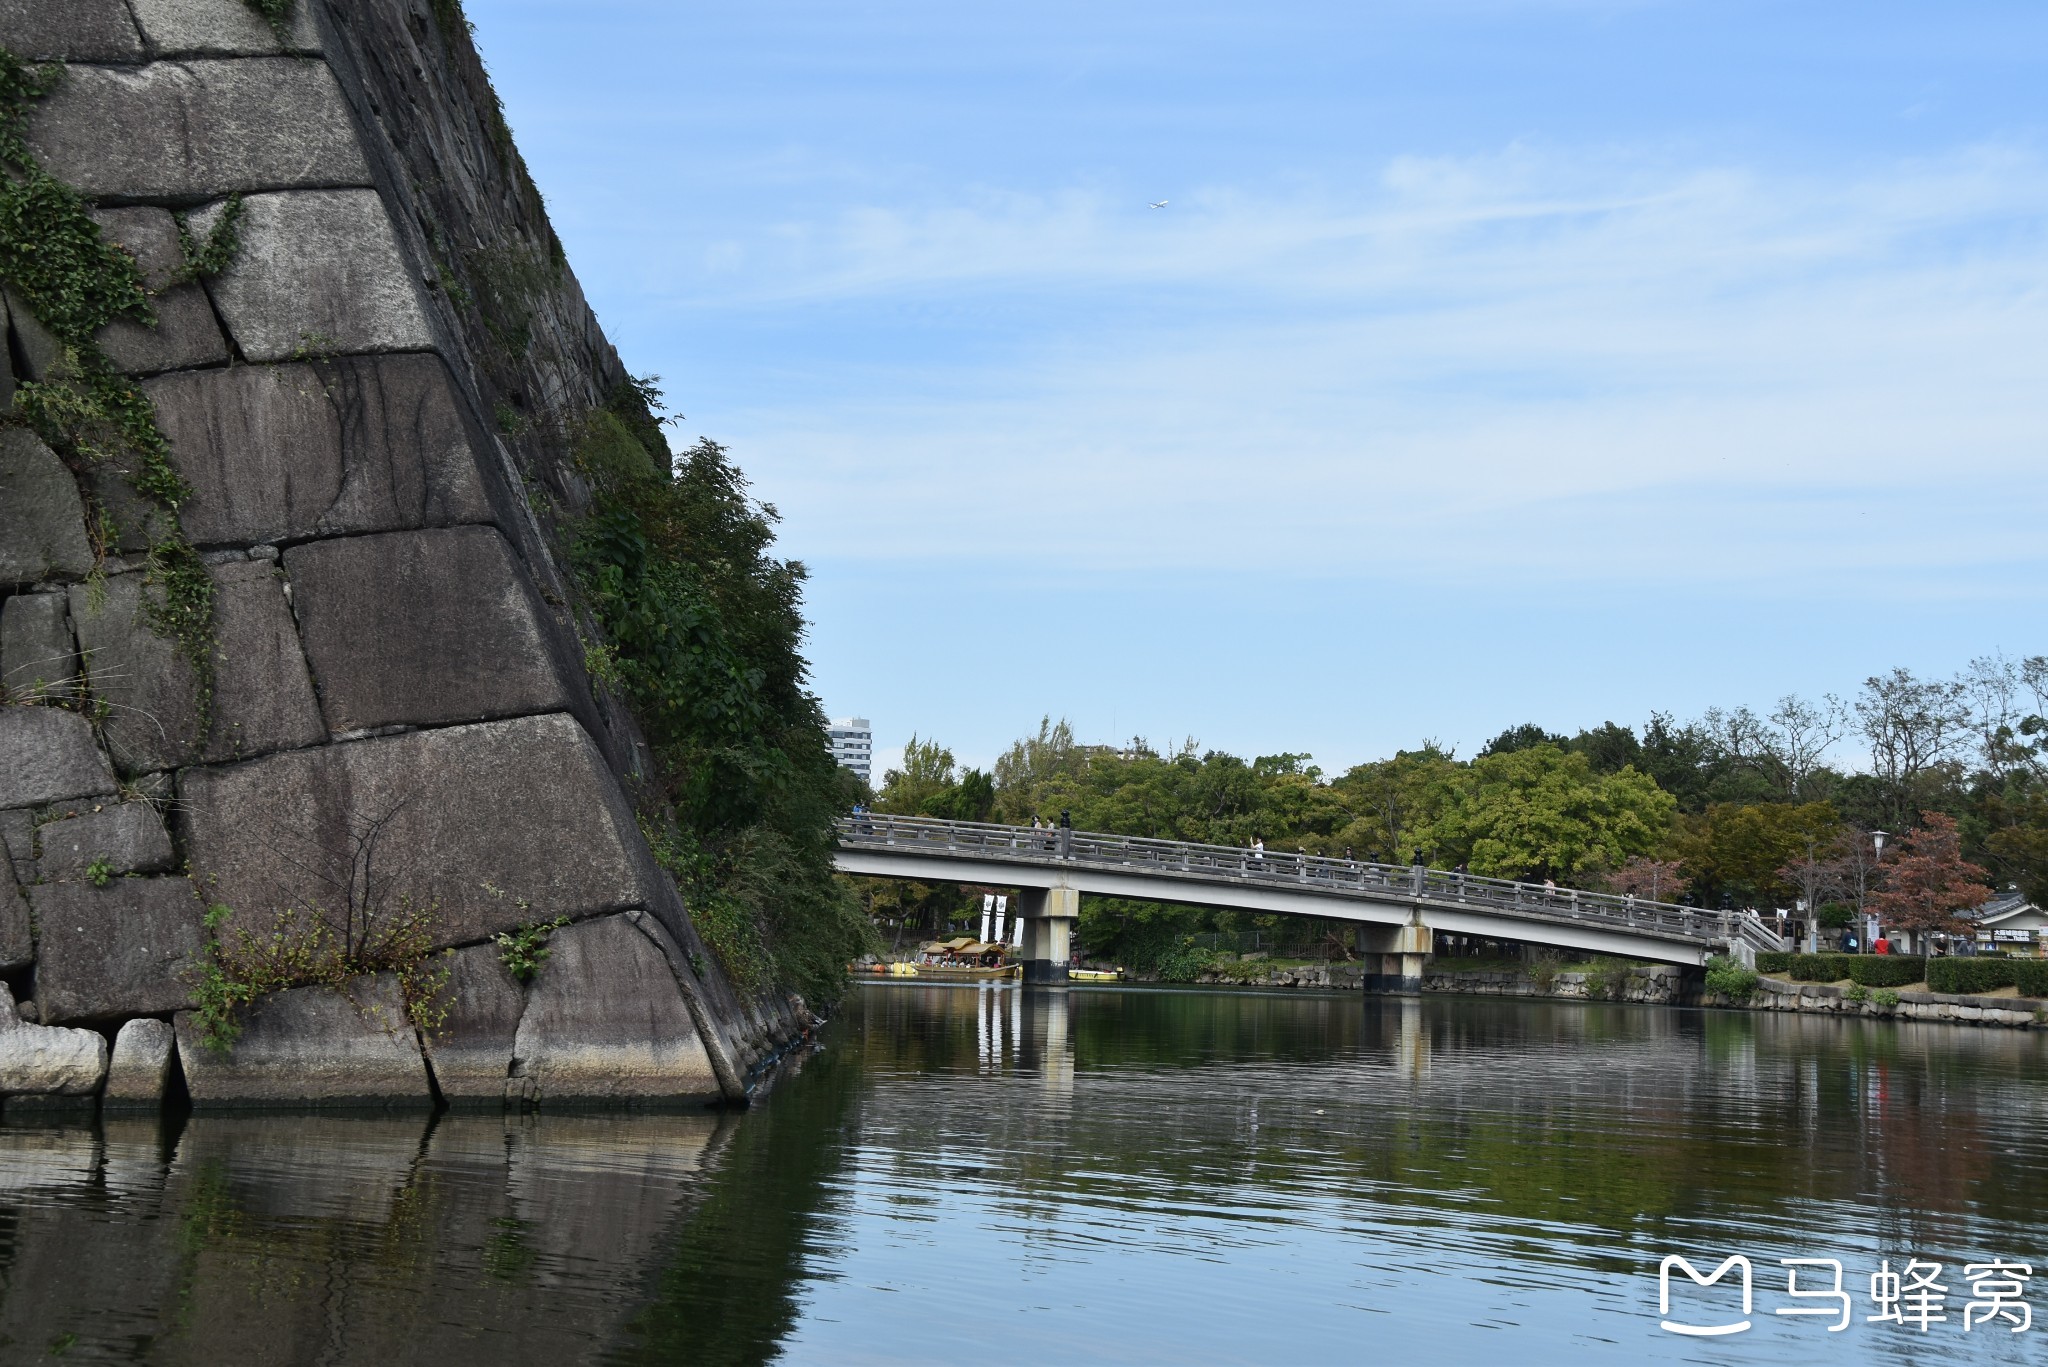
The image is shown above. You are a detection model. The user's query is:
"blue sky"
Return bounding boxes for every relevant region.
[470,0,2048,776]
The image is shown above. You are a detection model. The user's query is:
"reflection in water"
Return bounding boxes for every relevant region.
[3,988,2047,1364]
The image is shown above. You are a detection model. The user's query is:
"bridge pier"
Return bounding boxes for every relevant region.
[1357,920,1432,995]
[1017,886,1078,985]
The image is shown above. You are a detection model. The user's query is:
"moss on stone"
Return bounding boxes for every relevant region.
[0,47,219,728]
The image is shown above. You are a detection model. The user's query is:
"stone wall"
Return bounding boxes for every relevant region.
[1150,959,2047,1031]
[0,0,800,1110]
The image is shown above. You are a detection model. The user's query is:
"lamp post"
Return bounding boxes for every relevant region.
[1868,830,1889,954]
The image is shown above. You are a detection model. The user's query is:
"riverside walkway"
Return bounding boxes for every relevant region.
[833,815,1782,985]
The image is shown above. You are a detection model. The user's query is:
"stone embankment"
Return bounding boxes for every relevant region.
[0,0,801,1113]
[1164,960,2045,1029]
[1736,975,2043,1029]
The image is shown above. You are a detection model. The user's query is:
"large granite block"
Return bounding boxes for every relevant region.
[68,560,323,774]
[104,1018,178,1109]
[0,430,93,585]
[286,527,569,734]
[179,714,659,948]
[420,941,529,1106]
[29,877,207,1025]
[37,800,177,882]
[0,986,107,1098]
[25,59,369,200]
[510,914,721,1105]
[149,354,493,546]
[0,0,143,60]
[0,861,30,972]
[1,290,59,385]
[130,0,323,54]
[0,707,117,808]
[89,207,231,375]
[193,190,432,361]
[174,974,434,1109]
[0,593,75,697]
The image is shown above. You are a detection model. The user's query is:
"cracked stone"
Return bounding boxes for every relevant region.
[179,714,659,949]
[0,707,117,809]
[128,0,322,55]
[193,190,432,361]
[37,801,177,882]
[0,429,93,585]
[147,353,493,546]
[1,592,76,697]
[285,527,569,733]
[0,0,143,60]
[174,974,434,1109]
[25,58,369,200]
[68,560,323,774]
[29,876,207,1025]
[88,207,231,375]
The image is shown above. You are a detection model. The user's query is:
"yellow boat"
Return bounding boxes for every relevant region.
[1070,967,1123,983]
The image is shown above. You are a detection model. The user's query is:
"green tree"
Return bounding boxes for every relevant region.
[571,409,871,1004]
[1327,746,1463,862]
[1433,745,1675,882]
[1673,802,1842,909]
[874,733,957,815]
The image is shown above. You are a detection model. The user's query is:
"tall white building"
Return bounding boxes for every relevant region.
[828,717,873,785]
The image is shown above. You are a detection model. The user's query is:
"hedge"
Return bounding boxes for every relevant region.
[1926,957,2048,998]
[1756,952,1926,987]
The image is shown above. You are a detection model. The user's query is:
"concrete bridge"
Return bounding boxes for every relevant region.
[834,816,1783,987]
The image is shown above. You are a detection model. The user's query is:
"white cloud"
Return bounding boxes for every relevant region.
[665,141,2048,582]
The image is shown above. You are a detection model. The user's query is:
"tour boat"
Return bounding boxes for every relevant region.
[891,938,1023,981]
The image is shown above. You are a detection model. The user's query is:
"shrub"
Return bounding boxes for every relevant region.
[1845,983,1870,1003]
[1770,952,1926,987]
[1583,956,1631,1001]
[1872,988,1901,1009]
[1844,955,1925,988]
[1154,941,1217,983]
[1528,957,1559,993]
[1926,958,2048,997]
[1704,955,1759,1001]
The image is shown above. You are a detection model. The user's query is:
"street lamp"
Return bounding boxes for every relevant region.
[1868,830,1889,953]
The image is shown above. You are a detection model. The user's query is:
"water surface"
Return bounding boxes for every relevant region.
[5,986,2045,1364]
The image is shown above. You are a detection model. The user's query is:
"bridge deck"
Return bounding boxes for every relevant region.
[834,815,1781,964]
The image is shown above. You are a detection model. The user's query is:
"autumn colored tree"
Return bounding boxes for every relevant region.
[1601,857,1689,903]
[1866,812,1994,944]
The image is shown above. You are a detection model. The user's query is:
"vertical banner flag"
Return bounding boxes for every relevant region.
[981,894,995,943]
[993,895,1008,947]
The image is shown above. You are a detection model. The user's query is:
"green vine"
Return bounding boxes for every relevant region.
[190,900,452,1053]
[175,193,244,282]
[241,0,293,39]
[495,916,569,984]
[0,48,220,726]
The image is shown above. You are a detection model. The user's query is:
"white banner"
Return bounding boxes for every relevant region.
[981,893,994,943]
[992,894,1007,947]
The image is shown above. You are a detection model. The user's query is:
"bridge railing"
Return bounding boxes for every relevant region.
[835,814,1784,949]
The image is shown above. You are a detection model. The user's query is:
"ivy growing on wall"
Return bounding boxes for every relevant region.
[0,48,222,719]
